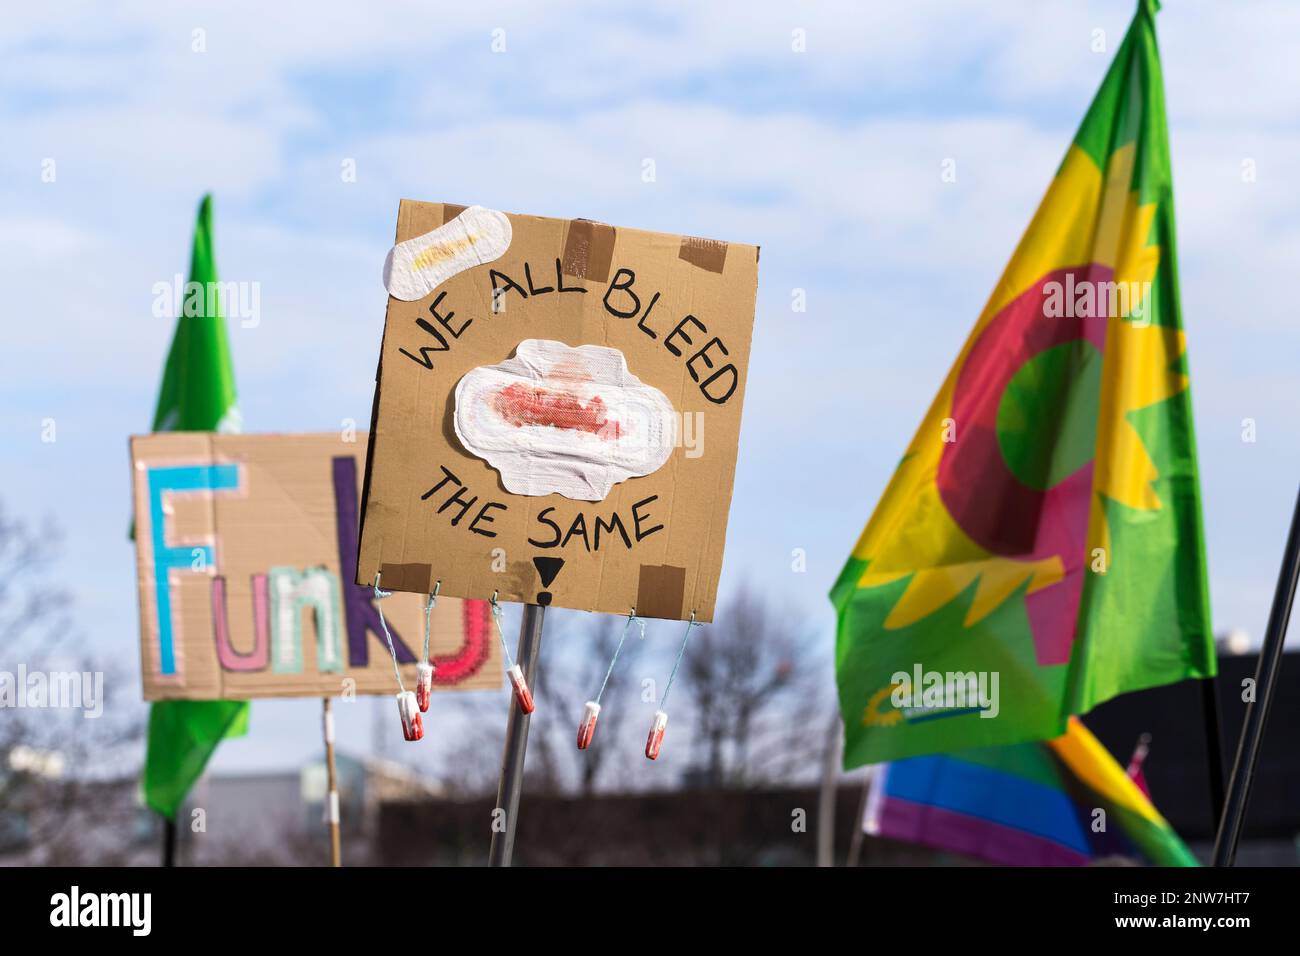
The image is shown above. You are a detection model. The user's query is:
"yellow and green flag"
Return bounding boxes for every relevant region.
[141,195,249,819]
[832,1,1213,768]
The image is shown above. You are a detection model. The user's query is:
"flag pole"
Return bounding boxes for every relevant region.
[488,602,546,867]
[1199,676,1225,830]
[1213,484,1300,866]
[844,768,874,868]
[815,713,841,867]
[323,697,341,867]
[161,815,177,867]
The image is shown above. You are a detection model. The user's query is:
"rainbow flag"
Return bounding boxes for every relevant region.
[831,0,1213,767]
[865,717,1198,866]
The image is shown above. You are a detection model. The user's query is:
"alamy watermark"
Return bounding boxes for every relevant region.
[890,664,1000,719]
[0,666,103,718]
[50,886,150,936]
[152,275,261,328]
[1042,275,1151,326]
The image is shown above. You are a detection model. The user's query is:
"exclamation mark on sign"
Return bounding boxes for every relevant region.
[532,557,564,606]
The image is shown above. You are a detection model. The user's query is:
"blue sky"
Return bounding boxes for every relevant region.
[3,1,1299,775]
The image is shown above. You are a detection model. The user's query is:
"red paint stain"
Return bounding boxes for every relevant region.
[645,723,664,760]
[577,708,599,750]
[508,665,535,714]
[493,382,621,439]
[401,710,424,742]
[415,663,433,712]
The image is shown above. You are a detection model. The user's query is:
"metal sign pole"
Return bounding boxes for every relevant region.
[488,602,546,867]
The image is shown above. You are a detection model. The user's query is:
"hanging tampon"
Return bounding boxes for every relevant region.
[644,613,699,761]
[508,665,535,714]
[373,573,422,742]
[645,710,668,760]
[576,609,644,751]
[415,662,434,713]
[397,690,423,742]
[491,592,535,714]
[577,701,601,750]
[416,582,441,713]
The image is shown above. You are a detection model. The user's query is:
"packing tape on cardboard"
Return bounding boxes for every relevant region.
[678,235,728,273]
[561,219,617,283]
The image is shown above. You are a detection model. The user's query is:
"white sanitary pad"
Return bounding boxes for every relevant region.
[454,339,678,501]
[383,205,512,302]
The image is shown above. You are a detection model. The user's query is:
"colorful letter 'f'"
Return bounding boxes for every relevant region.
[147,463,240,675]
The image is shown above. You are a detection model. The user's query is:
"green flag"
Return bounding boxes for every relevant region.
[143,695,249,819]
[142,194,250,819]
[831,1,1213,768]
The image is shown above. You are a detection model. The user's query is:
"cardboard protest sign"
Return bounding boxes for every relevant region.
[358,201,759,621]
[131,432,498,700]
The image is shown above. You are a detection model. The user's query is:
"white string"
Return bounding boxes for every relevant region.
[489,592,516,670]
[422,580,441,662]
[595,609,644,706]
[372,573,405,692]
[658,612,700,709]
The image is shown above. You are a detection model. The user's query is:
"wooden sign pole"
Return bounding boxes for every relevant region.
[323,697,342,867]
